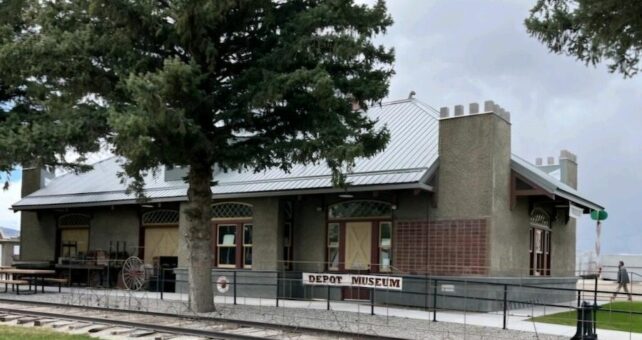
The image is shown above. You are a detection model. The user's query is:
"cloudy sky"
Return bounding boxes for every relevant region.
[1,0,640,255]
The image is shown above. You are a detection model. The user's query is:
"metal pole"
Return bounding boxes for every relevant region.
[577,289,581,308]
[370,288,375,316]
[160,268,164,300]
[432,279,438,322]
[502,284,508,330]
[327,285,330,311]
[593,275,598,334]
[233,271,237,305]
[276,274,279,308]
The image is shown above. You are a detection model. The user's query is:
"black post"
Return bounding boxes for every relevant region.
[276,276,279,308]
[593,276,598,334]
[502,284,508,330]
[432,279,438,322]
[327,285,331,311]
[577,289,581,308]
[233,270,237,305]
[370,288,375,316]
[160,268,164,300]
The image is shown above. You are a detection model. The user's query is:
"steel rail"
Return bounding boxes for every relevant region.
[0,298,402,340]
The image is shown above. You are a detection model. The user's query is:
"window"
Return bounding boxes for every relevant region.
[243,224,253,269]
[212,202,253,220]
[282,201,294,270]
[529,208,551,276]
[327,223,340,270]
[379,222,392,272]
[283,222,293,269]
[217,225,237,268]
[211,202,253,269]
[328,200,392,220]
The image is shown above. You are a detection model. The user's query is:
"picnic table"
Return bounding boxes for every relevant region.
[0,268,56,294]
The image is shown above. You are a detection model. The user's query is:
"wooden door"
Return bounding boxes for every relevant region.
[144,227,179,265]
[345,222,372,270]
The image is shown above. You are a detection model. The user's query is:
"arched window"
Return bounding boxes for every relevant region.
[530,208,551,229]
[211,202,253,220]
[59,214,91,227]
[142,209,179,225]
[58,214,91,258]
[211,202,253,269]
[328,200,393,220]
[529,208,551,276]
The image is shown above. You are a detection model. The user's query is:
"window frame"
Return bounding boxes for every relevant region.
[242,223,253,269]
[327,222,341,271]
[378,221,393,272]
[216,224,238,268]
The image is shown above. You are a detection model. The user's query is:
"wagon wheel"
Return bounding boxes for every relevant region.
[121,256,147,291]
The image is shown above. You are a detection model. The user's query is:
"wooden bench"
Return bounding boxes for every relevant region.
[43,278,69,292]
[0,279,30,294]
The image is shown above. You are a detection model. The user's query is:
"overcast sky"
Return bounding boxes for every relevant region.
[1,0,640,256]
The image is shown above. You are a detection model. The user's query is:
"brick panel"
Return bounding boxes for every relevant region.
[394,219,488,275]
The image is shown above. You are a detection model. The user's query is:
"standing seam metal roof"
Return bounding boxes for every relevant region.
[14,99,439,209]
[12,98,603,211]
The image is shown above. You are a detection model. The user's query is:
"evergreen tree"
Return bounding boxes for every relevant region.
[0,0,394,312]
[526,0,642,77]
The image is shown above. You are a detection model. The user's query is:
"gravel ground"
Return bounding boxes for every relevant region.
[0,289,567,339]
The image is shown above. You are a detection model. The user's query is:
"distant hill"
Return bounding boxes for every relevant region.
[0,227,19,239]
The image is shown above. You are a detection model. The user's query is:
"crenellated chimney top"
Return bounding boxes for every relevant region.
[439,99,510,122]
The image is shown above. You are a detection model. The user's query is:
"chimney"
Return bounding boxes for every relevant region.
[437,99,511,217]
[21,166,54,198]
[559,149,578,189]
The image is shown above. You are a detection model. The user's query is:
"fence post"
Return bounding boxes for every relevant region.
[327,285,331,311]
[370,288,375,316]
[233,270,237,305]
[577,289,581,308]
[432,279,438,322]
[502,284,508,330]
[160,268,164,300]
[276,274,279,308]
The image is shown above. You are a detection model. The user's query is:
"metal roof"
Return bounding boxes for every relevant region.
[13,99,439,209]
[511,154,604,211]
[12,98,603,211]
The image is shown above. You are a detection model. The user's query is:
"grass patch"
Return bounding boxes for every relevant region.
[0,324,94,340]
[531,301,642,333]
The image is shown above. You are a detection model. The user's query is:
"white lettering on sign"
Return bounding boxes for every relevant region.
[302,273,403,291]
[440,284,455,293]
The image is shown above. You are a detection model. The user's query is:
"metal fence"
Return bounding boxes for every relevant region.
[1,259,641,339]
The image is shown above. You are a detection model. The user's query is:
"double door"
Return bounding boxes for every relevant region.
[343,221,374,300]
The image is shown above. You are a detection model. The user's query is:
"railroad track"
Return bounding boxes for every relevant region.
[0,300,399,339]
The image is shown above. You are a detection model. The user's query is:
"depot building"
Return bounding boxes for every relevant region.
[13,98,603,309]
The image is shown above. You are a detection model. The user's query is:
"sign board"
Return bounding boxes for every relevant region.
[569,204,584,220]
[302,273,403,291]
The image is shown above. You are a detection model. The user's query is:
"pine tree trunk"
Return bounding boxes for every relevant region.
[184,162,215,313]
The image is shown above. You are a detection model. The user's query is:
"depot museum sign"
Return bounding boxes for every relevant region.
[302,272,403,291]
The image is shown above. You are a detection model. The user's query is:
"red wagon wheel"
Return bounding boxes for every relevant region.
[121,256,147,291]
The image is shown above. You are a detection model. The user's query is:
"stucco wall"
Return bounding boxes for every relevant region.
[179,197,282,271]
[551,216,576,276]
[436,112,514,276]
[292,196,326,272]
[251,197,282,271]
[89,207,140,255]
[20,211,56,261]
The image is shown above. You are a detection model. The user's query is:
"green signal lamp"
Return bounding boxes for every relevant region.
[590,210,608,221]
